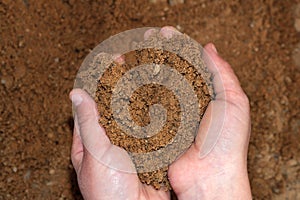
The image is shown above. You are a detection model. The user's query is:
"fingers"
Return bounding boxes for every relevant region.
[70,88,136,173]
[203,43,247,103]
[159,26,181,39]
[144,28,158,40]
[195,44,250,158]
[144,26,181,40]
[113,54,125,64]
[69,89,112,165]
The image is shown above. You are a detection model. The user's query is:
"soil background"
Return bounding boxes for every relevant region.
[0,0,299,199]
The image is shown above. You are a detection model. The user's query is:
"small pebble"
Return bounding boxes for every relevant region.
[1,76,13,88]
[176,24,182,30]
[12,166,17,173]
[18,40,25,48]
[49,169,55,175]
[153,64,160,75]
[47,133,54,139]
[285,76,292,83]
[294,18,300,32]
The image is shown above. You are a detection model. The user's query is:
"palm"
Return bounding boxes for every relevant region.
[77,149,170,200]
[168,98,250,197]
[168,44,250,199]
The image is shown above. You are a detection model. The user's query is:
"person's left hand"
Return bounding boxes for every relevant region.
[70,88,170,200]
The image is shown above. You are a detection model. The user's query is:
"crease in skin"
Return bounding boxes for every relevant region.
[74,114,80,136]
[231,110,247,126]
[180,164,237,199]
[198,100,226,158]
[98,145,137,173]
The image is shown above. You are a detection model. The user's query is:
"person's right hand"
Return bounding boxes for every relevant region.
[168,42,252,199]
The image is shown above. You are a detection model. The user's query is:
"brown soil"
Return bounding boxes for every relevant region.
[0,0,299,199]
[94,45,212,190]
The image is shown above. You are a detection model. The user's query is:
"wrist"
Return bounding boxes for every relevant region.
[176,162,252,200]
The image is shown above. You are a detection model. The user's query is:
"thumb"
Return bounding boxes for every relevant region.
[70,89,112,162]
[70,88,136,173]
[195,43,250,158]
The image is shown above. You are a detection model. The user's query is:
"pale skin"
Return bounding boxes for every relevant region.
[69,27,252,200]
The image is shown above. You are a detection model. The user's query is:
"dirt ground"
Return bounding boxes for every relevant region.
[0,0,299,199]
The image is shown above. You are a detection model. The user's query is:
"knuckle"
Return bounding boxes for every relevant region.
[78,112,96,127]
[226,89,250,107]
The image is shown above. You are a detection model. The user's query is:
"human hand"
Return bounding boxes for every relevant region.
[70,27,252,200]
[168,42,252,199]
[69,88,170,200]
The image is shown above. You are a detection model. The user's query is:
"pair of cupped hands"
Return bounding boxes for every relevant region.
[69,27,252,200]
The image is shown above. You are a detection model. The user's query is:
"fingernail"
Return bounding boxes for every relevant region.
[113,54,125,64]
[160,26,179,39]
[144,28,157,40]
[71,94,83,106]
[211,44,218,54]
